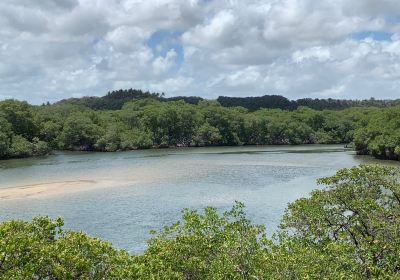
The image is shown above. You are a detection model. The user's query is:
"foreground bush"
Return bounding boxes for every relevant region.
[0,165,399,279]
[275,164,400,279]
[0,217,135,279]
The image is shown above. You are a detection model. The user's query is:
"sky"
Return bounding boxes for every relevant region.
[1,0,400,104]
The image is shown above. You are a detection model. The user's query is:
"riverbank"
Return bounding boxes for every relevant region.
[0,143,352,161]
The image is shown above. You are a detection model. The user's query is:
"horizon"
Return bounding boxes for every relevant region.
[1,1,400,104]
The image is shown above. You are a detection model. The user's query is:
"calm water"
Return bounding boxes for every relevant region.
[0,145,394,253]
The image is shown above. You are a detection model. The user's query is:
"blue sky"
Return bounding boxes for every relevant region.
[352,31,393,41]
[0,0,400,103]
[146,30,184,71]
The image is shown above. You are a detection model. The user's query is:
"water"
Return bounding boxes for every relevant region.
[0,145,395,253]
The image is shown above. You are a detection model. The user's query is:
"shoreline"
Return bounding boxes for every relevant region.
[0,143,351,162]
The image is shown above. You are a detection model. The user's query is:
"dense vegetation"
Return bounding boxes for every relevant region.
[0,91,399,160]
[56,89,204,110]
[353,106,400,160]
[217,95,400,111]
[1,165,399,279]
[56,89,399,111]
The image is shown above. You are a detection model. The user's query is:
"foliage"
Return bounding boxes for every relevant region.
[0,99,38,139]
[0,101,50,159]
[0,117,13,158]
[57,111,103,151]
[10,135,33,157]
[194,122,222,146]
[1,92,400,160]
[353,107,400,160]
[1,165,399,279]
[56,89,163,110]
[218,95,400,112]
[279,164,400,279]
[139,202,267,279]
[120,129,153,150]
[217,95,296,111]
[0,217,135,279]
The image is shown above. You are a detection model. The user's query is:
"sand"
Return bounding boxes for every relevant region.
[0,160,197,200]
[0,180,98,200]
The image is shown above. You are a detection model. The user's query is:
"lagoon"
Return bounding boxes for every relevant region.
[0,145,393,253]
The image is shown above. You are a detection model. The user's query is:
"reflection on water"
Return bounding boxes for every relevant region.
[0,145,397,253]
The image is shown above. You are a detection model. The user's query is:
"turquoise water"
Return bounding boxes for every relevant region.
[0,145,392,253]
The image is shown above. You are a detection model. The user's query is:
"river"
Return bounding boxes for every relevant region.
[0,145,395,253]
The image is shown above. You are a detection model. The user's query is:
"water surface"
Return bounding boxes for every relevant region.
[0,145,394,253]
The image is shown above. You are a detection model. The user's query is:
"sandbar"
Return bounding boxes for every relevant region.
[0,180,97,200]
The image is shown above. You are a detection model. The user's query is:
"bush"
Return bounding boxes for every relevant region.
[139,202,267,279]
[0,217,134,279]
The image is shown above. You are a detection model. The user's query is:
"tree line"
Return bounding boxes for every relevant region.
[0,93,399,160]
[1,165,399,279]
[217,95,400,111]
[56,89,399,111]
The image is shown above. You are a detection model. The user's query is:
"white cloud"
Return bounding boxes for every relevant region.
[152,49,177,75]
[292,47,331,63]
[106,26,150,53]
[182,10,236,48]
[150,76,193,93]
[0,0,400,103]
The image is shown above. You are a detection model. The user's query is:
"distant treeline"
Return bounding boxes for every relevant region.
[56,89,400,111]
[0,89,399,160]
[56,89,204,110]
[217,95,400,111]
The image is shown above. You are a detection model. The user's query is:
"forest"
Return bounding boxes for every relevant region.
[1,164,399,279]
[0,90,399,161]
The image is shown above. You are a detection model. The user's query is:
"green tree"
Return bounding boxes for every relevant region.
[139,202,267,279]
[0,217,135,279]
[58,112,103,150]
[0,117,13,158]
[194,122,222,146]
[10,135,32,157]
[39,121,62,148]
[280,165,400,278]
[120,129,153,150]
[0,99,38,140]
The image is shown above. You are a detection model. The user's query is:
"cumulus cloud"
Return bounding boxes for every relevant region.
[152,49,177,75]
[292,47,331,63]
[0,0,399,103]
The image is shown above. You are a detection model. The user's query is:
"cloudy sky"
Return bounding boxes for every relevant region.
[1,0,400,103]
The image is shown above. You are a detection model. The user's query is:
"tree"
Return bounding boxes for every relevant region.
[10,135,32,157]
[0,217,135,279]
[280,165,400,278]
[39,121,62,148]
[351,106,400,160]
[194,122,222,146]
[139,202,267,279]
[120,129,153,150]
[58,112,103,150]
[0,117,13,158]
[0,99,38,140]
